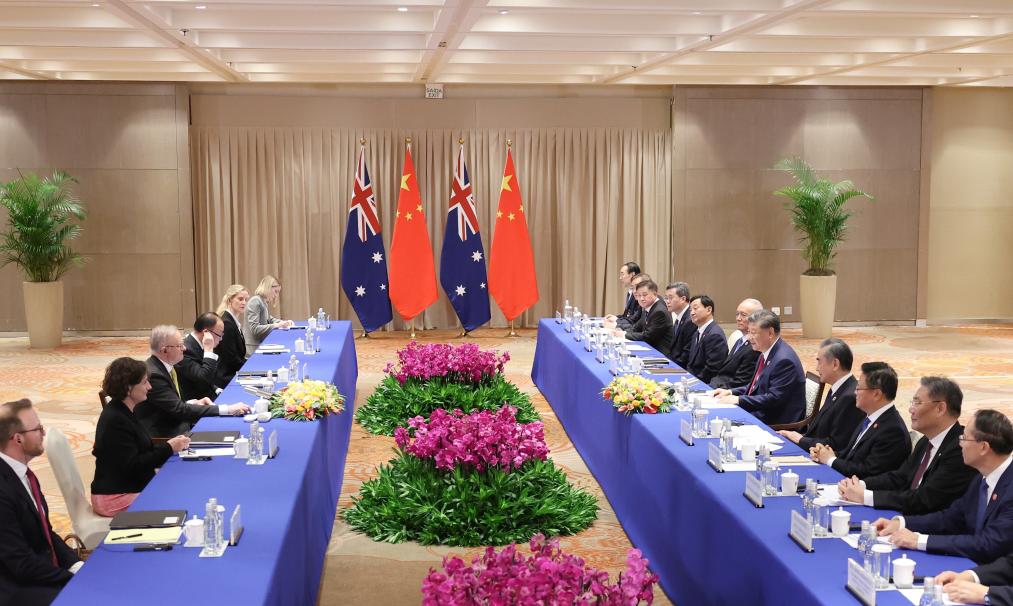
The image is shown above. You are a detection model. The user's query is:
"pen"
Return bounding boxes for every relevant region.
[112,533,143,541]
[133,543,173,552]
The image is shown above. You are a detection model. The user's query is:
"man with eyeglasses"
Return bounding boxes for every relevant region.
[663,282,694,366]
[710,298,763,390]
[135,325,250,438]
[0,399,82,605]
[177,312,225,402]
[874,409,1013,564]
[837,376,976,515]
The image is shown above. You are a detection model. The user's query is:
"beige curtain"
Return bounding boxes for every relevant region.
[191,127,672,330]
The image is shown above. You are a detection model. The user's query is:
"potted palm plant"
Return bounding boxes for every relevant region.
[774,158,872,338]
[0,171,87,348]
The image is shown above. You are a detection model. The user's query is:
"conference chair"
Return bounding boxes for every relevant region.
[770,371,825,432]
[43,426,111,551]
[726,329,743,352]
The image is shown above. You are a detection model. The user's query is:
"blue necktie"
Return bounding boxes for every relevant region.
[976,480,989,533]
[853,417,871,444]
[732,337,746,355]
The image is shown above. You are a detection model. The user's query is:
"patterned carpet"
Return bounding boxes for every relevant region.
[2,324,1012,605]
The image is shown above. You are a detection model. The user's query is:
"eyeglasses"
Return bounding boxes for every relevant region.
[209,331,224,339]
[958,435,982,443]
[17,424,45,435]
[910,398,944,407]
[163,344,185,351]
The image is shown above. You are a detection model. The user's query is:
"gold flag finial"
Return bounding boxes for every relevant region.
[406,136,412,144]
[360,137,366,145]
[459,137,464,145]
[507,139,513,148]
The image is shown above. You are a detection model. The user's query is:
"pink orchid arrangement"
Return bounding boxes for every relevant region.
[421,534,658,605]
[394,407,548,473]
[384,341,510,385]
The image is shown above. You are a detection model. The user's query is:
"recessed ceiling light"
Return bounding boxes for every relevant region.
[397,6,408,11]
[692,11,702,15]
[196,4,207,9]
[499,9,509,14]
[91,3,100,6]
[969,14,980,18]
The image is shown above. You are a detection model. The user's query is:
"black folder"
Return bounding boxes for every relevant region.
[110,509,187,530]
[186,430,241,447]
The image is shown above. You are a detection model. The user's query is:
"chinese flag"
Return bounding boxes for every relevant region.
[389,144,438,321]
[488,147,539,322]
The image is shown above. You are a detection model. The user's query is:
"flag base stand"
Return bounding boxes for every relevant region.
[506,321,518,337]
[457,330,471,338]
[356,329,369,339]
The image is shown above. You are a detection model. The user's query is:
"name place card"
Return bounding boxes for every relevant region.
[789,509,815,553]
[707,442,724,473]
[845,558,876,606]
[679,418,694,446]
[743,472,765,508]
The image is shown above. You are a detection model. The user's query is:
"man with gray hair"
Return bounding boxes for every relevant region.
[664,282,694,366]
[0,399,82,604]
[134,325,250,438]
[713,309,806,425]
[710,298,763,390]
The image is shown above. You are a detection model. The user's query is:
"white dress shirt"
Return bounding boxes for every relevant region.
[825,403,895,468]
[696,318,714,337]
[161,358,229,415]
[863,422,954,506]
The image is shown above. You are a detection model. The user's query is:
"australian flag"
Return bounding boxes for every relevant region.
[439,144,491,332]
[340,145,393,333]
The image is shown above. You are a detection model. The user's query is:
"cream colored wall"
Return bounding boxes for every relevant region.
[672,86,924,323]
[0,82,194,331]
[926,88,1013,321]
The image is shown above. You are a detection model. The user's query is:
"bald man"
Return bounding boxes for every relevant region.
[709,298,763,390]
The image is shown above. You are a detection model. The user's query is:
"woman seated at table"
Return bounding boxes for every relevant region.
[215,283,249,385]
[91,357,190,517]
[244,274,294,356]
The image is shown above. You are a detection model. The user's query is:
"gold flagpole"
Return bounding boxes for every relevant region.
[410,318,416,340]
[507,320,517,337]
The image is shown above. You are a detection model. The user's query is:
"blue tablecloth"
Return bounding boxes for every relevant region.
[532,319,972,606]
[55,322,358,606]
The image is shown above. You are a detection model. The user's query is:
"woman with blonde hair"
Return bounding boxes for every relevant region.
[244,275,293,355]
[214,284,249,385]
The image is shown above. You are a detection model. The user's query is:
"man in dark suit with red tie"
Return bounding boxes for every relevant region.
[713,309,806,426]
[709,298,763,390]
[0,399,81,606]
[685,295,728,384]
[875,409,1013,564]
[779,337,865,452]
[838,376,977,515]
[810,361,911,479]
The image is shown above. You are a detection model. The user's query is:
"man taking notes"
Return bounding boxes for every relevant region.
[616,279,674,356]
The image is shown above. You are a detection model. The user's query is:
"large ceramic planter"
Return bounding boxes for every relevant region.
[799,274,836,339]
[23,281,63,349]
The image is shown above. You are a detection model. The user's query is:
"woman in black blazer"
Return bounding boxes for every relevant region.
[91,358,190,517]
[214,284,249,387]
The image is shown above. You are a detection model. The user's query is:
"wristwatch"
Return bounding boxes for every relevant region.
[984,589,991,605]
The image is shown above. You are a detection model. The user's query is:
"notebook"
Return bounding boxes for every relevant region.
[187,430,241,447]
[110,509,187,530]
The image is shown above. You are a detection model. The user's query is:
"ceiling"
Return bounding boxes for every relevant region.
[0,0,1012,87]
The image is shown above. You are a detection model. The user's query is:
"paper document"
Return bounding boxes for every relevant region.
[179,446,235,457]
[771,455,819,467]
[625,344,652,352]
[815,484,863,507]
[720,461,758,472]
[104,526,183,545]
[840,533,894,549]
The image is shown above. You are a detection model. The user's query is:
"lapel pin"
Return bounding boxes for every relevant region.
[872,423,879,429]
[993,493,999,502]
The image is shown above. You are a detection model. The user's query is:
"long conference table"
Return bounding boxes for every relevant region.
[532,319,973,606]
[54,321,358,606]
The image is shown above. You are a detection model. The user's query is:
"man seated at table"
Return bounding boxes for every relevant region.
[685,295,727,384]
[604,261,642,330]
[837,376,976,515]
[0,399,82,606]
[134,325,249,438]
[937,554,1013,605]
[809,361,910,479]
[664,281,694,367]
[177,312,224,402]
[779,337,864,452]
[874,409,1013,564]
[614,279,674,355]
[712,309,805,426]
[709,298,763,390]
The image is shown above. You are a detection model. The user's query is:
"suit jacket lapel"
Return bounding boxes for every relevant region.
[0,458,44,524]
[985,465,1013,523]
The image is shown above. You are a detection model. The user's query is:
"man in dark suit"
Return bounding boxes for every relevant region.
[779,337,865,452]
[938,554,1013,605]
[0,399,81,606]
[810,361,911,479]
[838,376,976,515]
[663,281,694,367]
[605,262,642,330]
[619,279,674,355]
[685,295,728,384]
[709,298,763,390]
[713,309,806,425]
[177,312,224,402]
[134,325,249,438]
[875,409,1013,564]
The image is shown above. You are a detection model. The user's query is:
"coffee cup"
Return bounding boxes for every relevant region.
[254,398,269,414]
[277,366,290,383]
[780,469,799,495]
[184,515,204,547]
[294,338,305,353]
[709,418,723,438]
[831,507,851,537]
[740,442,756,461]
[892,554,916,588]
[234,437,250,459]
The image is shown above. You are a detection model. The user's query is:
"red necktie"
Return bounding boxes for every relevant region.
[747,355,767,395]
[910,444,934,490]
[25,468,59,567]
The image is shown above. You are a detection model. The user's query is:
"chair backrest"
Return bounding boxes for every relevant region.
[804,371,825,420]
[726,329,743,352]
[43,427,110,548]
[98,390,110,407]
